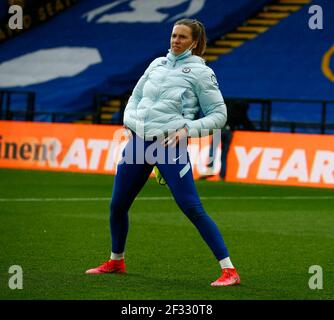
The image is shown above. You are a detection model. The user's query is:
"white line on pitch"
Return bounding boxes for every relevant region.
[1,196,334,202]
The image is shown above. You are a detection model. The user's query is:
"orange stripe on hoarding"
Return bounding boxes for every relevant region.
[0,121,129,174]
[2,121,333,188]
[0,121,215,178]
[226,131,334,188]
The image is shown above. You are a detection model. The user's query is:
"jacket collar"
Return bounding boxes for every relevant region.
[166,49,205,65]
[167,49,192,62]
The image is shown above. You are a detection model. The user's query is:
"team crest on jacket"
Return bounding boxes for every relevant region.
[182,67,191,73]
[211,74,219,86]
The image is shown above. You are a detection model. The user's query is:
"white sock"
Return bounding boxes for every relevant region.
[111,252,124,260]
[219,257,234,269]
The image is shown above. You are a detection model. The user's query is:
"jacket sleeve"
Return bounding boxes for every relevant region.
[123,58,160,130]
[185,67,227,137]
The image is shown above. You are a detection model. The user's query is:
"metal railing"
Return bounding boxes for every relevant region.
[225,97,334,134]
[93,93,130,124]
[1,89,334,134]
[0,90,35,121]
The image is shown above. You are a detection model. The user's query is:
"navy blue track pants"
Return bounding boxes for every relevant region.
[110,133,229,261]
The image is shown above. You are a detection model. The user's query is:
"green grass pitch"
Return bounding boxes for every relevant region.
[0,168,333,300]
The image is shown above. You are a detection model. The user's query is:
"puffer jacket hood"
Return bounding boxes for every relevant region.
[124,49,227,139]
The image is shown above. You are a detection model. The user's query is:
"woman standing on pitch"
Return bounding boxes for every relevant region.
[86,19,240,286]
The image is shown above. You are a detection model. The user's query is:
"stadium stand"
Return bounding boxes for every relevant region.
[0,0,333,133]
[211,0,334,133]
[0,0,78,44]
[0,0,272,122]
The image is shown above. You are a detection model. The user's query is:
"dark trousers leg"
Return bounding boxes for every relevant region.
[110,138,153,253]
[157,151,229,261]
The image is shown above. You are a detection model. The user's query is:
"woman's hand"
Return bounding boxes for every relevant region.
[123,125,132,138]
[163,127,188,147]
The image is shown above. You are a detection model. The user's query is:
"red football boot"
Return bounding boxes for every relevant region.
[211,268,240,286]
[85,259,126,274]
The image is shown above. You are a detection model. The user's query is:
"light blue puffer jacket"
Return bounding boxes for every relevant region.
[123,49,227,138]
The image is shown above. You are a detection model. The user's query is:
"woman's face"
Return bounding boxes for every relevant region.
[170,24,195,56]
